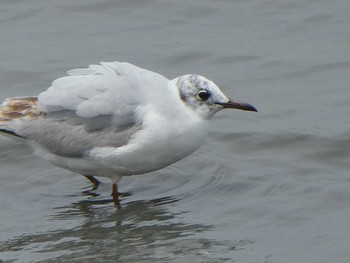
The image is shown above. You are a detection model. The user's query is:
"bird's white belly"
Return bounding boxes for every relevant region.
[87,116,209,176]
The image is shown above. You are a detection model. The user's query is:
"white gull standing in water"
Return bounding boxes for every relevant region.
[0,61,257,206]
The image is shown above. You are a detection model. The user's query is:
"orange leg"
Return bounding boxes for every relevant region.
[83,175,101,190]
[111,183,120,207]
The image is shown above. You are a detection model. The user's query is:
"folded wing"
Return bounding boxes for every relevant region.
[1,62,175,157]
[37,61,171,131]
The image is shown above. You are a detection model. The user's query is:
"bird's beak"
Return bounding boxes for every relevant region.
[218,99,258,112]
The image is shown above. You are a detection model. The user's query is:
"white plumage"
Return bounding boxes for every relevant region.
[0,61,257,206]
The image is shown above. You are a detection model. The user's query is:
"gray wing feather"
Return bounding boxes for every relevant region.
[17,119,140,157]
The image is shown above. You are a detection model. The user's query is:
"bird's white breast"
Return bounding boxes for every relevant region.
[86,106,210,175]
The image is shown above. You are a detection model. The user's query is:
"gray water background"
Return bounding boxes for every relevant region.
[1,0,350,262]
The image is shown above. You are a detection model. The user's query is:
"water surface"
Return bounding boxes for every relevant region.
[1,0,350,262]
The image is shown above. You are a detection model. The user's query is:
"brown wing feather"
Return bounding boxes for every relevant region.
[0,97,45,125]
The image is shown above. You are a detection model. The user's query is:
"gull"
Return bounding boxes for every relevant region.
[0,61,257,206]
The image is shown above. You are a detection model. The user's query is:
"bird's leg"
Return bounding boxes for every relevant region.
[111,183,120,207]
[83,175,101,190]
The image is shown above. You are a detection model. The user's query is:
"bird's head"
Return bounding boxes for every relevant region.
[172,74,257,119]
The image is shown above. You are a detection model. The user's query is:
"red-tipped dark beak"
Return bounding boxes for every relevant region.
[218,99,258,112]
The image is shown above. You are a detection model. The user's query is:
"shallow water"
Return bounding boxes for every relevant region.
[1,0,350,262]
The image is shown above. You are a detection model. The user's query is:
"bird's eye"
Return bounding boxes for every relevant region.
[197,90,210,101]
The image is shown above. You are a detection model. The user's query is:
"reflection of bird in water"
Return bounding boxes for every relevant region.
[3,196,217,262]
[0,61,257,206]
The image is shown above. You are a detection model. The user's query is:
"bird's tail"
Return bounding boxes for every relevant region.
[0,96,43,139]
